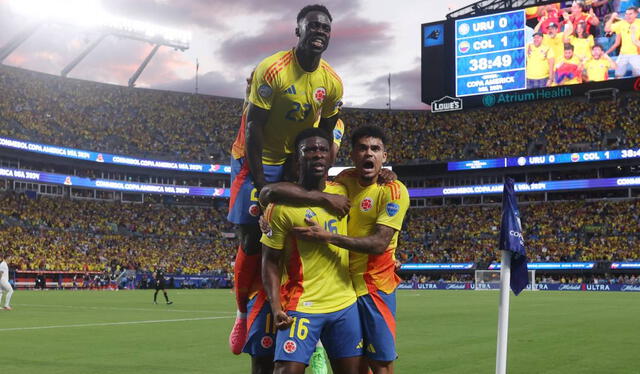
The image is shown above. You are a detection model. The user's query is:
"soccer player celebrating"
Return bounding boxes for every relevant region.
[293,126,409,374]
[226,4,344,357]
[0,253,14,310]
[260,125,409,374]
[153,267,173,305]
[261,128,362,374]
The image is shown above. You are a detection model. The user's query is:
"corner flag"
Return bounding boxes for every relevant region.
[499,177,528,295]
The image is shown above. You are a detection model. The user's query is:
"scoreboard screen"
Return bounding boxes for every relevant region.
[422,2,640,110]
[455,10,526,97]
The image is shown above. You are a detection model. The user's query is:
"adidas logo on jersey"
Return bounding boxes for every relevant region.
[283,85,297,95]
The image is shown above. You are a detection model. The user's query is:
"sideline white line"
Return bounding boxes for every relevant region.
[0,316,234,332]
[17,303,233,314]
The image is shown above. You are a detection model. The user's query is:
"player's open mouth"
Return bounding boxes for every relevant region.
[312,162,325,172]
[362,161,375,171]
[311,38,324,48]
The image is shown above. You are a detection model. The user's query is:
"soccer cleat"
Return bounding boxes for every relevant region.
[167,301,173,305]
[3,306,12,311]
[309,346,328,374]
[228,316,247,355]
[153,301,158,304]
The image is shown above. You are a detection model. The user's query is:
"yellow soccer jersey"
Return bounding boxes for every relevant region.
[584,58,613,81]
[249,48,343,166]
[543,34,565,64]
[260,182,355,313]
[337,172,410,297]
[526,43,554,79]
[568,35,594,61]
[611,20,640,56]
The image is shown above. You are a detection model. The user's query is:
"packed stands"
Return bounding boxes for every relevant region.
[2,189,639,274]
[2,65,640,166]
[400,199,640,266]
[0,191,235,275]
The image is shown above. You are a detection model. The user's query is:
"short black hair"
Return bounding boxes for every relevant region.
[294,127,332,152]
[350,125,388,148]
[627,6,638,13]
[592,44,603,50]
[297,4,332,23]
[564,43,574,51]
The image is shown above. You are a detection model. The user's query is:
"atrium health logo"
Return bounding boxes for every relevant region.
[482,94,496,107]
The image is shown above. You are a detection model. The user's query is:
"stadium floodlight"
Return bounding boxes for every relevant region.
[9,0,191,50]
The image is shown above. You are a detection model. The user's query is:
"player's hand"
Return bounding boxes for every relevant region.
[259,215,272,237]
[377,168,398,184]
[321,193,350,217]
[291,218,332,242]
[274,310,293,330]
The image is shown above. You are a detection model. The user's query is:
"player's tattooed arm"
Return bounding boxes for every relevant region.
[259,182,350,217]
[292,219,396,255]
[245,103,270,191]
[262,245,293,330]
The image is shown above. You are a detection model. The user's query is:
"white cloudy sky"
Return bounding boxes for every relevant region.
[0,0,478,109]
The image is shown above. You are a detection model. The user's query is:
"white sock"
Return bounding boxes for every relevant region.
[4,287,12,307]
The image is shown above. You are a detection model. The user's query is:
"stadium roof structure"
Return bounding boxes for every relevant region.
[0,0,190,87]
[446,0,555,19]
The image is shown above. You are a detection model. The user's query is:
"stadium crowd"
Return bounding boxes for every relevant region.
[400,199,640,265]
[0,191,236,275]
[1,189,639,275]
[2,65,640,166]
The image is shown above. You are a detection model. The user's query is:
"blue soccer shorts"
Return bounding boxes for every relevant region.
[242,291,276,357]
[227,157,284,225]
[357,289,397,362]
[274,302,363,365]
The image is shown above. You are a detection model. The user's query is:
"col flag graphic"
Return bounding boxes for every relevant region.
[499,177,528,295]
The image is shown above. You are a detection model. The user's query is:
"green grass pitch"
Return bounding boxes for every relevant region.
[0,289,638,373]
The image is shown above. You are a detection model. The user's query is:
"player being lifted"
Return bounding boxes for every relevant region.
[226,2,344,362]
[261,128,363,374]
[260,125,409,374]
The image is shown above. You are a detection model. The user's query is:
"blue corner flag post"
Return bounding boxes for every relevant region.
[496,177,528,374]
[499,177,528,295]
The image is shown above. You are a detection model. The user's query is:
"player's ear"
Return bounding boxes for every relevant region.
[295,27,300,37]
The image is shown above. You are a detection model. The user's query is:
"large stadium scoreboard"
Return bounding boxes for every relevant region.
[455,10,526,97]
[423,2,640,111]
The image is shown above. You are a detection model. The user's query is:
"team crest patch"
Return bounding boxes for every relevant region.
[314,87,326,102]
[386,202,400,217]
[64,176,73,186]
[360,197,373,212]
[261,336,273,349]
[96,153,104,162]
[283,339,297,353]
[258,84,273,98]
[248,204,260,217]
